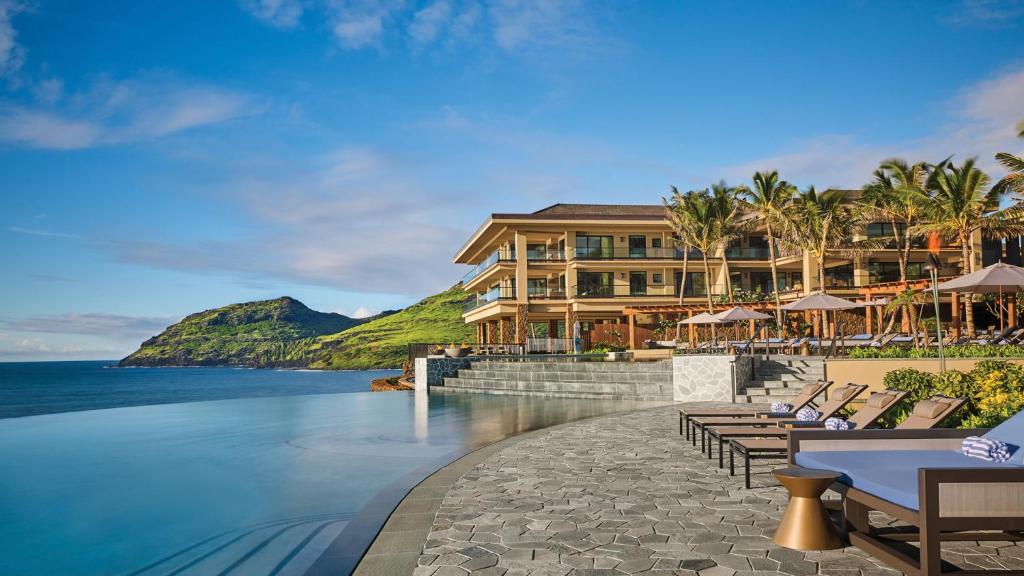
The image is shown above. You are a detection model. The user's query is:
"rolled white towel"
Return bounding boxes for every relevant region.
[770,402,793,414]
[961,436,1013,462]
[824,417,852,430]
[796,407,822,421]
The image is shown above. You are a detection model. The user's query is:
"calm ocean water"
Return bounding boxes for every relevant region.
[0,361,660,575]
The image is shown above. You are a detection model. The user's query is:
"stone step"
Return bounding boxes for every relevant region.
[441,376,673,401]
[460,369,671,384]
[737,387,803,397]
[743,379,804,389]
[470,361,672,373]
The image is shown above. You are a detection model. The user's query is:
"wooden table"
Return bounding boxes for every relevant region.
[772,467,844,551]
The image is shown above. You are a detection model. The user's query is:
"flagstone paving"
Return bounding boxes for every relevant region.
[414,403,1024,576]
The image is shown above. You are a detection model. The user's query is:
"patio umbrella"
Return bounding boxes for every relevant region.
[572,320,581,353]
[937,262,1024,331]
[711,307,772,342]
[679,311,721,324]
[780,292,858,340]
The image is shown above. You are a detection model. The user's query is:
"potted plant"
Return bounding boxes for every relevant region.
[445,342,471,358]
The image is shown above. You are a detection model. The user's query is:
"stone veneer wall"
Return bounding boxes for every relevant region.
[414,356,472,391]
[672,355,752,402]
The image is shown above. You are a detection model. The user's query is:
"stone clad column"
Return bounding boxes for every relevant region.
[515,304,529,343]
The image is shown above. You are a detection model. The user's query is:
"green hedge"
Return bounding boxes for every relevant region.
[848,344,1024,359]
[881,360,1024,428]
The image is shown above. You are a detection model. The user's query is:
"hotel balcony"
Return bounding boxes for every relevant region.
[526,248,566,262]
[462,248,516,287]
[463,286,516,312]
[571,285,681,299]
[573,247,704,261]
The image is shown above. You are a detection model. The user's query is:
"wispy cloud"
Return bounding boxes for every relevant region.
[101,146,469,295]
[0,0,27,79]
[0,331,122,360]
[1,312,176,338]
[9,226,80,238]
[947,0,1024,27]
[0,71,260,150]
[719,67,1024,189]
[241,0,306,28]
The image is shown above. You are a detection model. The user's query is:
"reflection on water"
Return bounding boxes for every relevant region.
[0,390,664,576]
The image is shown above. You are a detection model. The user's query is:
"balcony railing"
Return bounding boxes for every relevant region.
[526,248,566,262]
[724,246,771,260]
[463,286,516,312]
[571,285,678,298]
[462,248,515,284]
[574,247,704,260]
[527,287,567,299]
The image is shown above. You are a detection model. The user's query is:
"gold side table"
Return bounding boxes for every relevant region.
[772,467,843,551]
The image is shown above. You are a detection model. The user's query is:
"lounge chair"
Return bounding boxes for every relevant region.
[789,403,1022,576]
[701,383,867,467]
[678,380,834,441]
[729,392,963,489]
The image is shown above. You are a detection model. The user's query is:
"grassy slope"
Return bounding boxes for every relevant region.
[302,285,475,370]
[119,297,363,367]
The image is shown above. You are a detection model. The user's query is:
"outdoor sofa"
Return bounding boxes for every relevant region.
[788,408,1024,576]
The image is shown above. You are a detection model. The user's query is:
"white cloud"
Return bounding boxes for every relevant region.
[948,0,1024,26]
[103,146,469,295]
[241,0,306,28]
[1,313,175,338]
[719,67,1024,189]
[487,0,594,52]
[0,331,123,360]
[409,0,451,47]
[8,226,81,238]
[0,0,27,79]
[0,72,259,150]
[328,0,402,49]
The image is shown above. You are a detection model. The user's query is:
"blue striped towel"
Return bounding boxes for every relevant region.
[796,407,822,421]
[770,402,793,414]
[961,436,1013,462]
[824,417,852,430]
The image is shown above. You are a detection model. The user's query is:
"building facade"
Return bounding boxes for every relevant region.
[454,200,1009,347]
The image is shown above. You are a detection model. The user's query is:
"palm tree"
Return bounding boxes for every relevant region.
[862,159,930,345]
[708,181,748,303]
[993,120,1024,199]
[916,158,1024,336]
[664,187,740,313]
[739,171,794,329]
[778,187,866,337]
[664,187,694,306]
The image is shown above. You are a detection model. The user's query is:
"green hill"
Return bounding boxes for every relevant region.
[119,297,369,367]
[119,286,474,370]
[302,285,476,370]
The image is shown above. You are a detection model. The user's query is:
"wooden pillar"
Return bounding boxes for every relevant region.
[1011,294,1018,328]
[951,292,961,339]
[865,304,873,334]
[476,322,484,344]
[548,319,559,339]
[688,310,696,347]
[748,319,756,338]
[515,304,529,344]
[627,312,637,350]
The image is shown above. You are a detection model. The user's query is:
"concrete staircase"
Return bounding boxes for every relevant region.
[735,356,826,404]
[438,359,674,401]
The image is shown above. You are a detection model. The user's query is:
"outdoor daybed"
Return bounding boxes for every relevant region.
[788,410,1024,576]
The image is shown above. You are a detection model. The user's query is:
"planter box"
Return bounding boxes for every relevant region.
[444,347,471,358]
[826,357,1024,392]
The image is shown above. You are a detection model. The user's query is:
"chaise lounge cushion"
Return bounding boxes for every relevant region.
[983,410,1024,465]
[794,450,1019,511]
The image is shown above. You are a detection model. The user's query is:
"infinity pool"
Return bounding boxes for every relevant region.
[0,391,660,575]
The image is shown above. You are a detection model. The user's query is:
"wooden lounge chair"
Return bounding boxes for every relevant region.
[678,380,834,441]
[728,390,956,489]
[789,404,1023,576]
[702,383,867,467]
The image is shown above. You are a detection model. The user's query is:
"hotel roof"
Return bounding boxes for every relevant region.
[492,203,666,220]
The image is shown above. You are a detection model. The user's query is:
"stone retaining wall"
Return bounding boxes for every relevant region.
[671,354,751,402]
[414,356,471,391]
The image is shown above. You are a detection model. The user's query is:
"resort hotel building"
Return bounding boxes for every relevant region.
[455,199,1022,349]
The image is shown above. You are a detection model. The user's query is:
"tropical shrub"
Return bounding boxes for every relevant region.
[879,361,1024,428]
[849,345,1024,359]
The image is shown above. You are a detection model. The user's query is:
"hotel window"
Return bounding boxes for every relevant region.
[527,278,548,296]
[526,244,547,260]
[577,272,613,297]
[676,271,707,296]
[575,235,613,259]
[824,265,854,288]
[869,262,927,283]
[628,235,647,258]
[652,273,663,285]
[652,238,662,248]
[629,271,647,295]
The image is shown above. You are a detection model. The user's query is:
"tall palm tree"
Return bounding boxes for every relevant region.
[862,159,930,345]
[993,120,1024,199]
[778,187,866,337]
[916,158,1024,336]
[664,187,739,313]
[740,171,794,328]
[708,180,748,303]
[664,187,694,306]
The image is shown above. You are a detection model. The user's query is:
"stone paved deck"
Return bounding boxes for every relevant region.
[414,404,1024,576]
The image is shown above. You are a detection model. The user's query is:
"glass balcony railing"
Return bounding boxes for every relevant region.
[724,246,771,260]
[526,248,566,261]
[463,286,516,312]
[573,247,704,260]
[571,285,678,298]
[461,248,515,284]
[527,287,567,299]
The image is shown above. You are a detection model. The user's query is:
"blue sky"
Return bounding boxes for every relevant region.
[1,0,1023,360]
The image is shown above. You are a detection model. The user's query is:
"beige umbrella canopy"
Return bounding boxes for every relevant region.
[711,307,772,322]
[679,311,721,324]
[780,292,859,311]
[937,262,1024,294]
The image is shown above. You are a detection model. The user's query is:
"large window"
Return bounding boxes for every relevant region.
[577,272,613,297]
[629,271,647,295]
[869,262,927,283]
[526,244,547,260]
[628,235,647,258]
[575,235,613,259]
[825,264,854,288]
[527,277,548,296]
[676,271,707,296]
